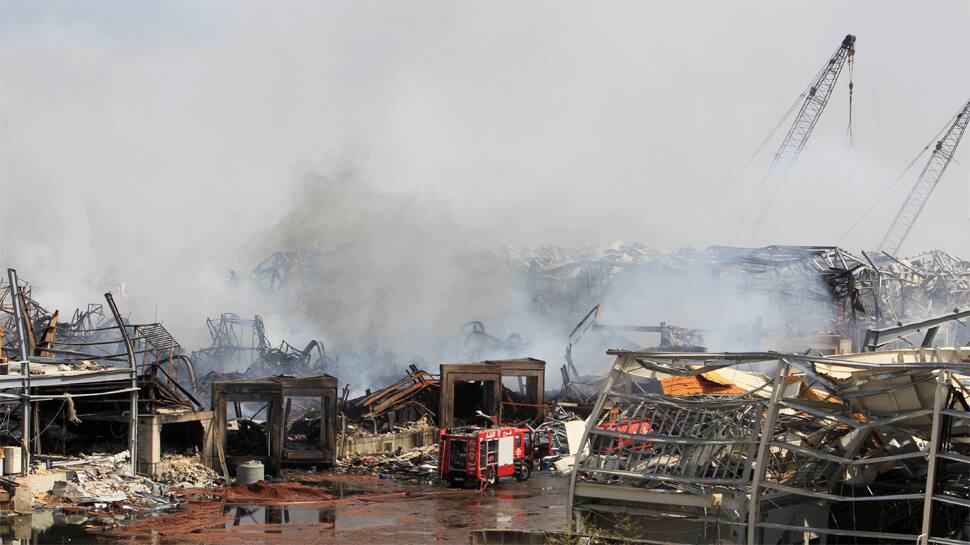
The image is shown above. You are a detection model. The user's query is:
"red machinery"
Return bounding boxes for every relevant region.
[438,426,552,488]
[598,418,651,453]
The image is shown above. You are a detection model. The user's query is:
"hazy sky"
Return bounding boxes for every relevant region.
[2,1,969,348]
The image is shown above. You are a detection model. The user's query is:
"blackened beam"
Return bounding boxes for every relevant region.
[592,324,663,333]
[152,363,204,410]
[862,308,970,351]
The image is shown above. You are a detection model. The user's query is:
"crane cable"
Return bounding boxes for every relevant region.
[836,112,959,245]
[845,51,855,148]
[718,75,824,201]
[720,45,850,200]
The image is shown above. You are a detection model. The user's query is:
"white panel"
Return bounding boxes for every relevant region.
[498,436,514,465]
[564,420,588,456]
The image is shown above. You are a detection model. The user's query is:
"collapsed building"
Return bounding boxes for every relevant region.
[567,338,970,544]
[0,270,209,479]
[2,240,968,539]
[342,364,439,434]
[334,358,548,471]
[513,244,970,351]
[556,304,709,414]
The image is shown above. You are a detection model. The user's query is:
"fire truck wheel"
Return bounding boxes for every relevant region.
[514,461,531,481]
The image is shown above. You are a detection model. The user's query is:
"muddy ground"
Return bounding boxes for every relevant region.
[96,472,569,545]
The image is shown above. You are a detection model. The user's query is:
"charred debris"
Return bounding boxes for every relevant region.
[569,347,970,544]
[0,241,968,542]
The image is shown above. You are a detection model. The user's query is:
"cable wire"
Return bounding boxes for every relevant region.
[718,76,822,201]
[845,56,855,148]
[837,113,958,245]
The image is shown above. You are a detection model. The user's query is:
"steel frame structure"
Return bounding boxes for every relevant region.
[3,268,139,477]
[568,348,970,544]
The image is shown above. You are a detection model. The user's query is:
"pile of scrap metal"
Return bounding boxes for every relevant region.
[529,405,588,475]
[556,305,706,415]
[567,341,970,544]
[252,248,328,292]
[512,244,970,350]
[334,367,440,478]
[192,313,332,397]
[342,364,440,434]
[439,321,528,361]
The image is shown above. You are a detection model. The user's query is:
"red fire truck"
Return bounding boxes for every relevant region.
[438,426,552,488]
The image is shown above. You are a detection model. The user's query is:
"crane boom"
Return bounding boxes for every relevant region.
[878,98,970,255]
[745,34,856,237]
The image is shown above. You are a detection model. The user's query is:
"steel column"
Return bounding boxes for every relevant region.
[747,359,790,545]
[7,269,31,475]
[104,292,138,478]
[566,356,620,531]
[919,370,947,545]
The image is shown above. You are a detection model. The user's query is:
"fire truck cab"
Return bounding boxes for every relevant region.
[438,426,550,488]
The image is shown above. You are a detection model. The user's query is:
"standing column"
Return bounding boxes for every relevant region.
[104,292,138,478]
[7,269,30,475]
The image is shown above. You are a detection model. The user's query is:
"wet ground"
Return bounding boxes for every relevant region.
[0,472,569,544]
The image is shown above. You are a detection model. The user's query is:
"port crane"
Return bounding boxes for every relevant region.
[743,34,856,237]
[877,97,970,255]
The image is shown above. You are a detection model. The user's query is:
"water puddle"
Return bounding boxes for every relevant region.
[0,509,102,545]
[222,504,394,531]
[290,474,423,498]
[0,475,568,543]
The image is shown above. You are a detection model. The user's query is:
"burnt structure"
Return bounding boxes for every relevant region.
[568,347,970,544]
[0,268,210,478]
[439,358,545,428]
[211,375,338,475]
[514,244,970,351]
[344,365,439,433]
[192,313,330,390]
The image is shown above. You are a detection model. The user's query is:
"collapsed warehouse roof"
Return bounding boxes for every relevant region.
[513,244,970,350]
[557,304,708,413]
[343,364,440,433]
[567,347,970,544]
[0,270,207,479]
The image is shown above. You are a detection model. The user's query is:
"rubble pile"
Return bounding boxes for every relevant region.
[336,444,438,479]
[25,451,217,523]
[154,454,220,489]
[33,451,174,518]
[342,366,439,434]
